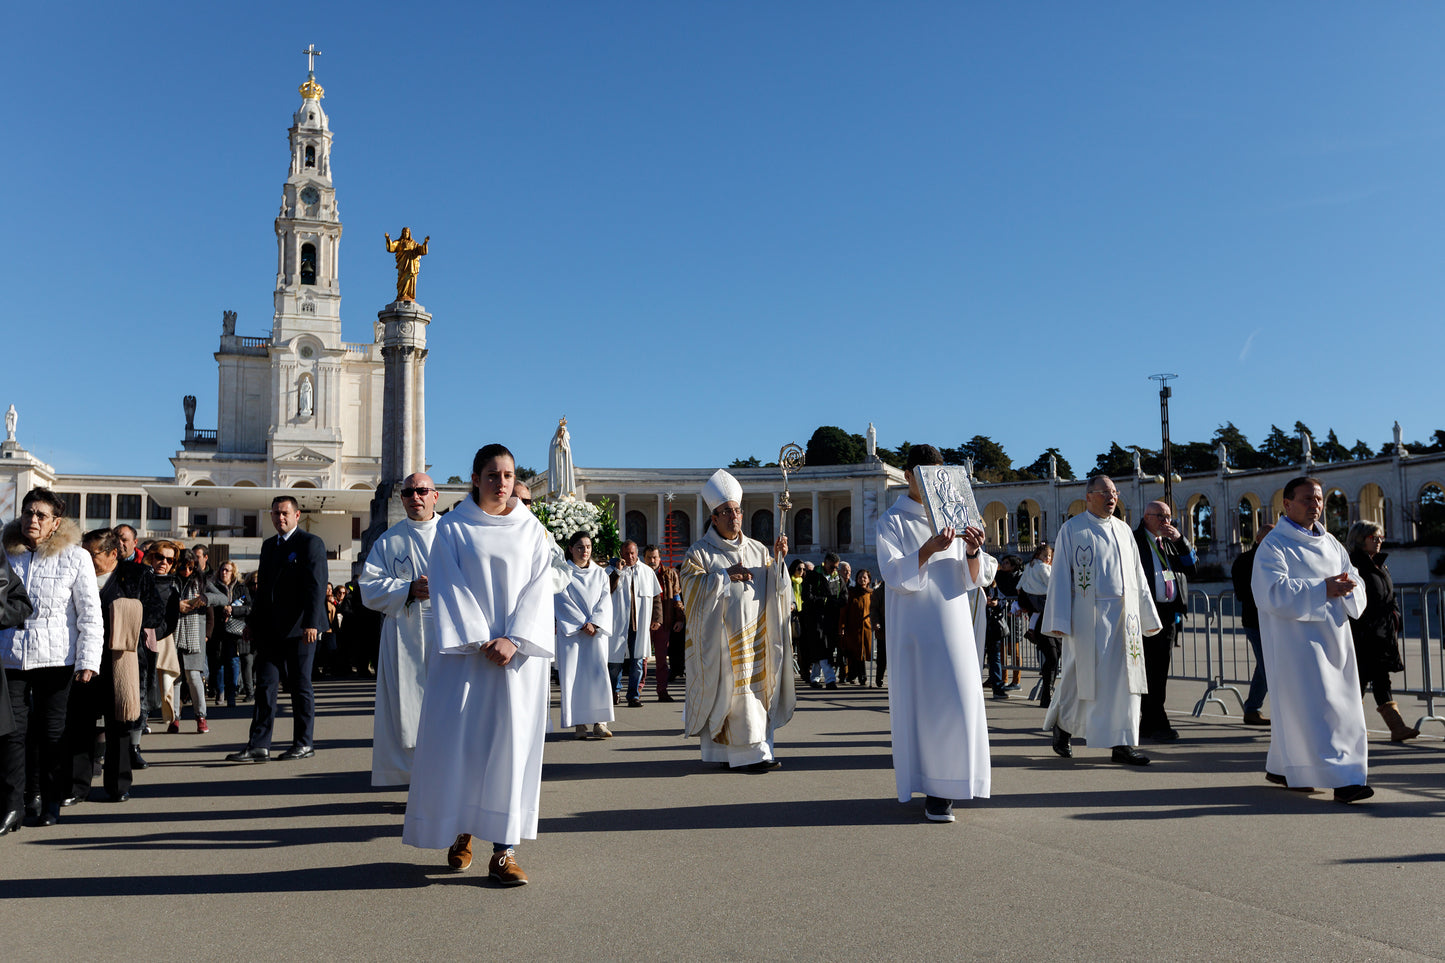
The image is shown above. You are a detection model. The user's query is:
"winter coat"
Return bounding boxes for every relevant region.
[1348,549,1404,676]
[0,550,36,735]
[1,518,103,673]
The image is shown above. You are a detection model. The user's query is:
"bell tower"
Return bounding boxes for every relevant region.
[273,44,342,346]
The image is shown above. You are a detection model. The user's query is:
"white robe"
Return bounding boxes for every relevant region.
[359,514,439,786]
[680,528,795,765]
[966,552,999,668]
[1252,520,1368,789]
[877,496,991,802]
[609,563,660,662]
[554,561,614,728]
[402,497,556,849]
[1042,512,1161,748]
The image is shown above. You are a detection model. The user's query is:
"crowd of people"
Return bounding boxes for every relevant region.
[0,454,1418,882]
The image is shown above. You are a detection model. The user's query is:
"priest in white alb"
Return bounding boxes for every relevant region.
[1251,476,1372,803]
[680,469,795,772]
[876,445,991,823]
[609,540,660,708]
[359,472,441,786]
[1043,475,1162,766]
[555,530,615,739]
[402,445,555,887]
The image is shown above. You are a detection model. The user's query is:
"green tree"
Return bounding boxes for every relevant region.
[954,435,1016,481]
[1019,448,1075,480]
[445,475,463,485]
[1318,429,1351,463]
[1257,424,1298,467]
[1349,440,1374,460]
[1169,441,1217,475]
[877,441,908,469]
[728,456,762,468]
[805,426,866,466]
[1212,422,1262,470]
[1092,442,1137,478]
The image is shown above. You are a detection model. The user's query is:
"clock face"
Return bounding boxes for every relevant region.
[300,186,320,206]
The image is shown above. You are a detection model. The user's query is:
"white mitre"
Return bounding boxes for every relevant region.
[701,468,743,511]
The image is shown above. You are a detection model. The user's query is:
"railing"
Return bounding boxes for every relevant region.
[183,429,218,446]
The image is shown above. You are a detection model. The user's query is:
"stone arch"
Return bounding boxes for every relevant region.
[1237,492,1262,545]
[836,507,852,549]
[1186,493,1214,544]
[1418,482,1445,542]
[983,500,1009,547]
[1015,499,1041,549]
[234,479,259,487]
[300,242,317,285]
[794,509,814,550]
[292,480,317,489]
[1067,499,1086,519]
[304,145,316,168]
[1324,487,1349,539]
[1358,483,1385,529]
[1270,488,1286,524]
[751,509,773,545]
[625,510,648,547]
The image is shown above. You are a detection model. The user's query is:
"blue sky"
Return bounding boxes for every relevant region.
[7,3,1442,480]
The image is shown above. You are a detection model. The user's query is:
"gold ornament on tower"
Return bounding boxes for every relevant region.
[384,227,430,302]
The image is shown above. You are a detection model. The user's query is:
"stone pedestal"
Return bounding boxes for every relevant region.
[377,300,430,485]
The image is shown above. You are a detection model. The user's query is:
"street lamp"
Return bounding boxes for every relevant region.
[1149,373,1178,509]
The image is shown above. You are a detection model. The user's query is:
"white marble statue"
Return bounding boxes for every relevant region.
[299,378,314,419]
[549,417,576,497]
[4,404,14,443]
[866,422,878,461]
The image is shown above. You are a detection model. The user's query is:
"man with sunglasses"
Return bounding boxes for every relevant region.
[359,473,440,786]
[226,495,328,763]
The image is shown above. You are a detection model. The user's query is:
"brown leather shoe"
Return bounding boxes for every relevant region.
[447,833,473,871]
[488,847,528,886]
[1243,710,1270,726]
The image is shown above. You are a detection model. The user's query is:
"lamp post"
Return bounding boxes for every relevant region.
[1149,373,1178,509]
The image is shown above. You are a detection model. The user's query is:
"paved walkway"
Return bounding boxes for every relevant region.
[4,675,1442,961]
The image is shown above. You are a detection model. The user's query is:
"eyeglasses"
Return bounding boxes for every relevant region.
[1090,490,1120,499]
[150,554,175,564]
[21,510,55,521]
[516,497,533,506]
[401,487,437,498]
[713,507,744,517]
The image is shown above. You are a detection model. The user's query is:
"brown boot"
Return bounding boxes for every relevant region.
[447,833,473,870]
[1377,701,1419,742]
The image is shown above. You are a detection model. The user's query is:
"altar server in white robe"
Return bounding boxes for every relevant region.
[1252,476,1372,803]
[609,541,660,708]
[359,472,440,787]
[402,445,555,887]
[1043,475,1162,766]
[555,531,615,739]
[877,445,991,823]
[680,469,795,772]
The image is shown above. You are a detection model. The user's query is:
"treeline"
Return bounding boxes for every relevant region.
[727,423,1445,483]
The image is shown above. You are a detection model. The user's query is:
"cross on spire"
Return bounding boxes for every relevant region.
[302,44,322,75]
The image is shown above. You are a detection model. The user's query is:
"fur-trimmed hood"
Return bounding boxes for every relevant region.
[3,516,83,559]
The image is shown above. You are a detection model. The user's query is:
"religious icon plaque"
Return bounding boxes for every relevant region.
[916,465,983,536]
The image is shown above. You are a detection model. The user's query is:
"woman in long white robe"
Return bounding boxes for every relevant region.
[554,533,614,737]
[876,486,991,811]
[402,448,555,879]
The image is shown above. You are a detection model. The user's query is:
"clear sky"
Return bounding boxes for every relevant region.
[7,2,1442,481]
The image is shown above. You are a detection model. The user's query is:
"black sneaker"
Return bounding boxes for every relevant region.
[924,796,955,822]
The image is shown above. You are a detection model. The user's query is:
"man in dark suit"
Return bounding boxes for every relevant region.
[1134,500,1197,741]
[226,496,328,763]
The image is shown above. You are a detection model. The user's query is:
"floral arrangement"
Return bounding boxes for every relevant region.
[531,495,622,561]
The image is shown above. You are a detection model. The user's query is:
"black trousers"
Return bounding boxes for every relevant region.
[247,638,316,751]
[66,660,132,800]
[2,666,73,812]
[1033,634,1061,700]
[1141,619,1179,732]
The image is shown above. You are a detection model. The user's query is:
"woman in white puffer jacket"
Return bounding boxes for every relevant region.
[0,488,103,828]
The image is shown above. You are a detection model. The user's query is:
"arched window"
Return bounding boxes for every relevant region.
[1325,489,1349,539]
[1190,496,1214,544]
[625,510,648,548]
[751,509,773,545]
[300,243,317,285]
[304,145,316,168]
[794,509,814,549]
[1238,496,1257,545]
[1420,483,1445,543]
[666,510,691,557]
[836,507,852,548]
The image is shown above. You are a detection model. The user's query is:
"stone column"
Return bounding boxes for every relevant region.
[377,299,431,486]
[811,490,821,551]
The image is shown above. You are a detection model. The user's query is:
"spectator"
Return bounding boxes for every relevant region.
[212,561,249,707]
[800,553,845,689]
[1,488,103,828]
[1017,545,1055,706]
[0,539,34,835]
[644,544,681,703]
[1344,521,1417,742]
[167,550,224,734]
[1134,501,1197,742]
[1230,524,1273,727]
[840,569,874,684]
[113,524,142,564]
[237,571,260,701]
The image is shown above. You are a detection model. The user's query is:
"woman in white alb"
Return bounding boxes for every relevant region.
[555,531,614,739]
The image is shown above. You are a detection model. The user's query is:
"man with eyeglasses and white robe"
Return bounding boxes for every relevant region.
[680,469,794,772]
[1042,475,1162,766]
[359,472,440,787]
[609,541,660,708]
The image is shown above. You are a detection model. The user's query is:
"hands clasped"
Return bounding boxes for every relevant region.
[482,637,518,666]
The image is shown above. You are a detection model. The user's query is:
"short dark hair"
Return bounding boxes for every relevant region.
[905,444,944,474]
[22,488,65,518]
[83,528,119,554]
[1283,476,1323,501]
[1086,474,1115,493]
[824,551,840,565]
[622,540,638,552]
[113,523,137,540]
[642,543,659,555]
[271,495,300,513]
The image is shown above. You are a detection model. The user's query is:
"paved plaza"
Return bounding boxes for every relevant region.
[3,674,1442,961]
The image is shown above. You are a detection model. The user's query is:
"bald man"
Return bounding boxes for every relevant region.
[1133,500,1196,741]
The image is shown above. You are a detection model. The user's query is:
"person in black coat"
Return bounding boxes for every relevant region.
[1345,521,1418,742]
[226,496,329,763]
[0,549,35,835]
[799,554,846,689]
[1134,501,1196,741]
[67,529,165,803]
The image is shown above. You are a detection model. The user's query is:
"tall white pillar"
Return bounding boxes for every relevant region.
[811,490,820,550]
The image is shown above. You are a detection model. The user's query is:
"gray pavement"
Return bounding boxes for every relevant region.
[3,673,1443,962]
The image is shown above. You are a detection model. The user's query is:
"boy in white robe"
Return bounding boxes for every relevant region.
[680,469,794,772]
[877,445,991,822]
[608,541,660,707]
[402,446,555,886]
[1252,476,1371,803]
[1042,475,1162,765]
[359,473,440,787]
